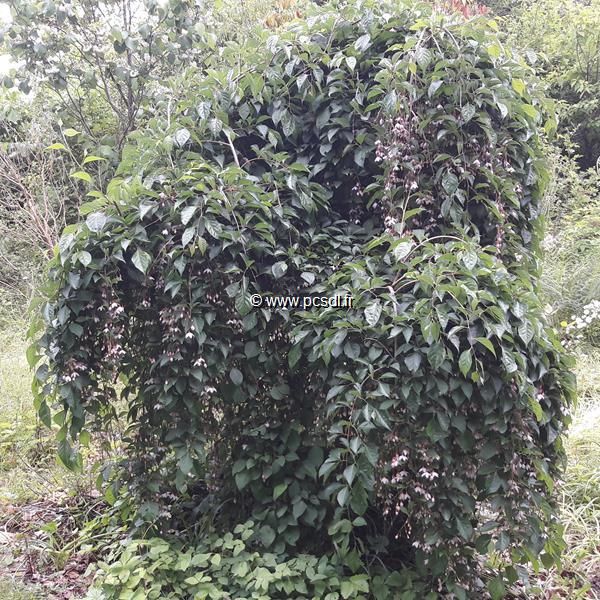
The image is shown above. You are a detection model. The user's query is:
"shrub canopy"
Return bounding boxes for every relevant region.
[32,0,575,595]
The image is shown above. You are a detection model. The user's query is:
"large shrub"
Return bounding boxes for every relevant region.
[31,0,575,596]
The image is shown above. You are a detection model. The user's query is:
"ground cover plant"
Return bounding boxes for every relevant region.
[24,0,578,597]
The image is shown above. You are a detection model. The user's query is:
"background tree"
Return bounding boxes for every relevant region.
[497,0,600,169]
[2,0,213,154]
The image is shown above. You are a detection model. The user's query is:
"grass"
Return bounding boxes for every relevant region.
[0,323,99,599]
[531,347,600,598]
[0,578,42,600]
[0,324,599,598]
[0,323,41,503]
[0,324,95,503]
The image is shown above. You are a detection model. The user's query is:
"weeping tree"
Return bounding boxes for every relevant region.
[30,0,575,596]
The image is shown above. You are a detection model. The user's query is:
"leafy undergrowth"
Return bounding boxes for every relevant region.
[1,325,599,598]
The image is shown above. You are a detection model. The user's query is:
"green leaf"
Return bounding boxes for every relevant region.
[404,353,421,373]
[518,320,534,344]
[475,534,492,554]
[182,227,196,247]
[437,411,450,431]
[259,525,275,547]
[340,581,354,600]
[26,344,39,368]
[301,272,315,285]
[82,155,107,165]
[479,441,498,460]
[69,323,83,337]
[179,454,193,475]
[364,300,382,326]
[271,261,288,279]
[511,78,525,95]
[415,46,432,69]
[456,517,473,540]
[235,471,251,490]
[540,553,555,569]
[63,128,80,137]
[86,211,107,233]
[350,575,369,593]
[528,396,544,422]
[462,250,477,270]
[461,103,476,123]
[307,446,324,471]
[197,236,208,255]
[79,199,107,215]
[273,482,288,499]
[45,142,67,151]
[486,43,501,59]
[393,241,412,261]
[57,439,78,471]
[344,341,360,359]
[496,531,510,551]
[77,251,92,267]
[488,576,504,600]
[181,205,197,226]
[354,33,371,52]
[382,89,398,113]
[428,80,443,98]
[235,293,252,317]
[522,104,539,119]
[288,344,301,368]
[71,171,93,184]
[458,349,472,377]
[244,341,260,358]
[476,337,496,356]
[174,127,191,147]
[230,367,243,385]
[232,561,249,577]
[132,249,152,274]
[38,400,51,427]
[293,500,307,519]
[350,484,368,515]
[442,171,458,195]
[337,486,350,507]
[501,350,518,373]
[343,464,357,486]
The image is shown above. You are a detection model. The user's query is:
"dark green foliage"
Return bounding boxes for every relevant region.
[30,0,575,594]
